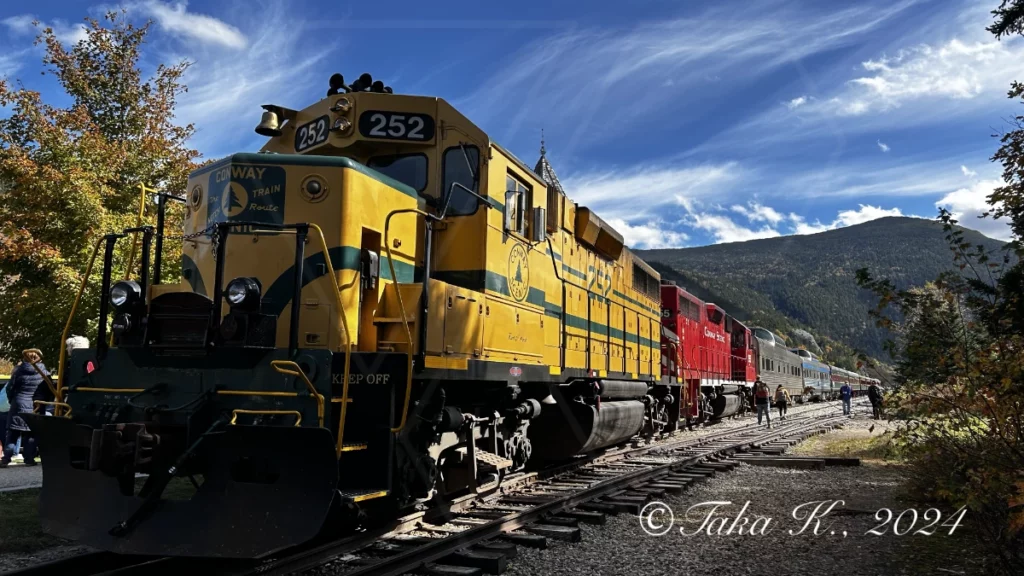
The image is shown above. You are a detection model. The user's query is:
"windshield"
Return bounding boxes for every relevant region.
[367,154,428,192]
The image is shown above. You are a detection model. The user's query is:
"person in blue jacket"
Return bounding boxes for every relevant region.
[1,349,49,467]
[840,381,853,416]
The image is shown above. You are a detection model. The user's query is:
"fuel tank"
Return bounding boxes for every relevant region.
[527,399,645,461]
[709,394,743,419]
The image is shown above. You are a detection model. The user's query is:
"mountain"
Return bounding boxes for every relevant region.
[636,217,1008,363]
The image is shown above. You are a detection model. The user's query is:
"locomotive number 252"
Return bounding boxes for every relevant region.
[294,115,329,152]
[358,111,435,142]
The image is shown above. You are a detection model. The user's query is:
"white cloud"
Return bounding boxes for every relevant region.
[960,164,977,177]
[607,218,689,249]
[786,95,808,110]
[789,213,833,235]
[0,53,23,78]
[787,205,908,236]
[3,14,88,45]
[778,157,980,200]
[812,37,1024,120]
[876,139,890,152]
[170,1,335,155]
[457,0,916,148]
[731,201,785,225]
[936,179,1012,241]
[563,162,742,221]
[834,204,904,226]
[689,212,781,244]
[139,1,247,49]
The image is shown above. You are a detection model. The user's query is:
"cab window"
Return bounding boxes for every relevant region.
[367,154,428,192]
[442,146,480,216]
[505,173,531,236]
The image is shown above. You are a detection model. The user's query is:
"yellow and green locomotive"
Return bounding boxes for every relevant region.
[27,73,679,559]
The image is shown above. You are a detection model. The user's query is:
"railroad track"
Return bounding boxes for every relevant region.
[3,400,857,576]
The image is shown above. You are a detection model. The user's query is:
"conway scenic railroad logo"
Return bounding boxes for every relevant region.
[207,164,286,225]
[507,243,530,302]
[222,181,249,217]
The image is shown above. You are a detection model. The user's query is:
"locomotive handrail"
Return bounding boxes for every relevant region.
[57,236,105,407]
[230,408,302,427]
[270,360,325,428]
[383,208,425,434]
[306,223,355,457]
[34,400,72,418]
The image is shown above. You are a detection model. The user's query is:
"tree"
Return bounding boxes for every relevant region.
[852,6,1024,572]
[0,10,201,363]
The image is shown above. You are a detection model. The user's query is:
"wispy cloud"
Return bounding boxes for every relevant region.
[457,0,918,149]
[608,218,689,249]
[770,34,1024,132]
[731,201,785,225]
[165,0,336,156]
[563,162,743,221]
[828,38,1017,117]
[690,212,781,244]
[3,14,88,45]
[876,139,890,152]
[775,156,985,200]
[0,52,26,78]
[785,95,808,110]
[138,1,247,49]
[960,164,977,177]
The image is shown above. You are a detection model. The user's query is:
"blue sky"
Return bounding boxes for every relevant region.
[2,0,1021,248]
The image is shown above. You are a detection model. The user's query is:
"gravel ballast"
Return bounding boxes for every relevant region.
[504,417,992,576]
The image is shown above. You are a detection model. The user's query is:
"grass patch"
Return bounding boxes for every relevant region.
[0,489,67,554]
[793,430,902,462]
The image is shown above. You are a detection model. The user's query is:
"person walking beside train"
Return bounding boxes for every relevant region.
[840,381,852,417]
[753,378,771,429]
[1,349,49,467]
[774,385,790,421]
[867,382,883,420]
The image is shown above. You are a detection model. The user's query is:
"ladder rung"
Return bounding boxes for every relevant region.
[373,316,417,324]
[338,489,389,502]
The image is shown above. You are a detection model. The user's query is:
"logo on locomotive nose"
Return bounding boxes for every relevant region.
[222,181,249,217]
[507,243,530,302]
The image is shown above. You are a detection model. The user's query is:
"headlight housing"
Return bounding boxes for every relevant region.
[225,277,261,310]
[110,281,142,309]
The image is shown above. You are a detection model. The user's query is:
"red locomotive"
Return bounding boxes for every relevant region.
[660,281,755,425]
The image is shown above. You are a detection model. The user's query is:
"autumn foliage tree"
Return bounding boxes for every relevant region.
[0,11,201,363]
[854,3,1024,571]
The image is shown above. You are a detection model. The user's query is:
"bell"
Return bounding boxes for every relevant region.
[255,110,281,137]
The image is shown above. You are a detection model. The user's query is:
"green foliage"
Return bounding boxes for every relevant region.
[0,11,200,363]
[638,216,1006,365]
[852,7,1024,562]
[988,0,1024,39]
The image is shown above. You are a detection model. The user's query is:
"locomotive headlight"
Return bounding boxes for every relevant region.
[110,281,142,309]
[225,277,261,310]
[332,117,352,133]
[330,97,352,113]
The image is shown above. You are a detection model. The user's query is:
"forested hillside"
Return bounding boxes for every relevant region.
[637,216,1008,362]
